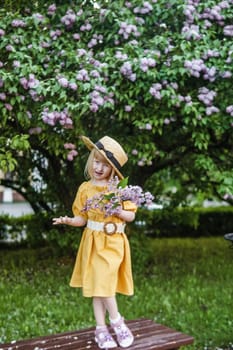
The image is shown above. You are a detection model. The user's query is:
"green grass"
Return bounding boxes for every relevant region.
[0,236,232,349]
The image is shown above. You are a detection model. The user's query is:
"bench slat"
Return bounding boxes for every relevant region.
[0,318,194,350]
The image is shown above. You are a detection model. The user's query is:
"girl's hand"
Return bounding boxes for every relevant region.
[52,216,72,225]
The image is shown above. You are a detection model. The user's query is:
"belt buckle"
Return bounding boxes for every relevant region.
[103,222,117,235]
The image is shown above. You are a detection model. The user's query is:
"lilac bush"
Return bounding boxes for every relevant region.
[0,0,233,211]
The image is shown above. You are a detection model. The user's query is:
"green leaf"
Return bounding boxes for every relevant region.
[117,177,128,189]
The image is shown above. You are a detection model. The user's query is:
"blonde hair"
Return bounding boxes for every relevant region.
[84,149,116,180]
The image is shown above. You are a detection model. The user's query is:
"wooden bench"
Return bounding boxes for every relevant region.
[0,318,194,350]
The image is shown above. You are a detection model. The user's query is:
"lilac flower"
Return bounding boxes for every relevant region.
[64,143,78,161]
[138,160,145,167]
[26,111,32,118]
[28,74,39,89]
[88,38,98,48]
[32,13,45,22]
[226,105,233,116]
[140,57,156,72]
[73,33,80,40]
[20,77,29,89]
[223,25,233,36]
[80,21,92,31]
[134,2,153,14]
[0,29,6,36]
[0,93,6,101]
[29,127,42,135]
[13,60,21,68]
[198,87,216,106]
[5,103,13,111]
[6,45,14,52]
[220,71,232,78]
[77,9,83,16]
[184,59,217,81]
[61,10,76,28]
[11,19,26,28]
[95,95,105,106]
[164,118,170,124]
[40,41,51,48]
[82,177,154,217]
[182,24,201,40]
[90,103,99,112]
[206,106,220,115]
[132,149,138,155]
[115,51,128,60]
[0,61,4,68]
[125,105,132,112]
[69,82,78,90]
[58,77,69,88]
[42,108,73,128]
[47,4,56,15]
[64,143,76,150]
[202,49,220,59]
[29,89,40,101]
[90,70,100,78]
[76,69,89,81]
[118,22,140,39]
[67,149,78,161]
[125,1,132,7]
[50,29,62,40]
[77,48,87,57]
[224,194,233,201]
[120,61,136,81]
[145,123,152,130]
[149,83,162,99]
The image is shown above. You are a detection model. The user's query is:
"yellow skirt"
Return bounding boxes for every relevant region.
[70,228,134,297]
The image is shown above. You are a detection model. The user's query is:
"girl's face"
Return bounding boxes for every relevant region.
[92,151,112,182]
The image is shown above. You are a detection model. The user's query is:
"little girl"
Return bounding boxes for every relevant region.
[53,135,137,349]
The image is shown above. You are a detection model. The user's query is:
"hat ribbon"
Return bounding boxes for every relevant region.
[95,141,121,171]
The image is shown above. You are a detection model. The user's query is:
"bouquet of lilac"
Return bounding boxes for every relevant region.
[82,177,154,217]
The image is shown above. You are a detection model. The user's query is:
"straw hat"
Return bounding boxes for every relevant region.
[80,135,128,179]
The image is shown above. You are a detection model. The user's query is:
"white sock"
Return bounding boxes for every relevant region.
[96,325,107,330]
[110,312,121,324]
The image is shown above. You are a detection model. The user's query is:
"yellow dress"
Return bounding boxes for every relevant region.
[70,181,137,297]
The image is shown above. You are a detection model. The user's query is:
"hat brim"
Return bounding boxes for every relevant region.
[80,135,124,179]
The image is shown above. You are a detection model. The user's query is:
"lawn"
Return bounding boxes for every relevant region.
[0,235,232,349]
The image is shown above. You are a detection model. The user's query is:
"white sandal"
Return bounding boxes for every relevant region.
[95,326,117,349]
[111,317,134,348]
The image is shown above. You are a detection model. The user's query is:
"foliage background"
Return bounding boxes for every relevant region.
[0,0,233,214]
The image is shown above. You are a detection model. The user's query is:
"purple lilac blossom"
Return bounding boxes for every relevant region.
[82,177,154,217]
[0,93,6,100]
[61,10,76,28]
[223,25,233,36]
[118,22,140,39]
[226,105,233,116]
[42,108,73,128]
[11,19,26,27]
[120,61,136,81]
[197,87,217,106]
[47,4,56,15]
[149,83,162,99]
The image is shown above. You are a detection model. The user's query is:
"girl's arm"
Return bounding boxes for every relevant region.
[52,215,86,227]
[116,208,135,223]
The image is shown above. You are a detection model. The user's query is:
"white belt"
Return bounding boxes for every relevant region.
[87,220,125,235]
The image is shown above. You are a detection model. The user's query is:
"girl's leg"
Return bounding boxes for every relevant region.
[103,296,134,348]
[103,296,119,321]
[93,297,106,326]
[93,297,117,349]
